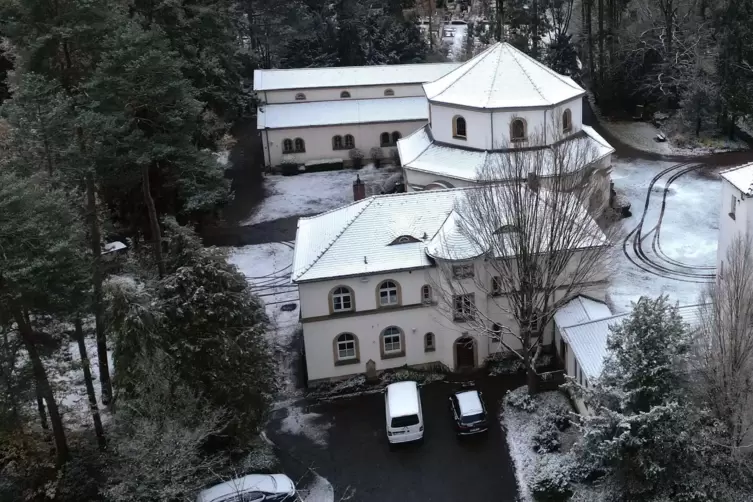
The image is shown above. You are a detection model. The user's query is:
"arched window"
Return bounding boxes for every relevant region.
[282,138,294,153]
[562,109,572,133]
[453,116,467,139]
[424,332,436,352]
[332,135,343,150]
[294,138,305,152]
[421,285,432,304]
[330,286,354,313]
[340,90,351,98]
[295,93,306,101]
[378,280,400,307]
[391,131,401,144]
[384,88,395,96]
[334,333,359,363]
[344,134,355,149]
[511,118,527,141]
[380,326,405,358]
[380,132,391,147]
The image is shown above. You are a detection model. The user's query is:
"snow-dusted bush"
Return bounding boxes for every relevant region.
[532,421,561,453]
[530,455,573,502]
[543,406,572,432]
[505,387,537,412]
[349,148,364,169]
[240,437,279,473]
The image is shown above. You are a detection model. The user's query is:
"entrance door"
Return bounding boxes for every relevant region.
[455,337,475,370]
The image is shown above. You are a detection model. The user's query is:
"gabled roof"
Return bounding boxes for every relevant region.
[561,304,706,380]
[422,43,585,109]
[398,125,614,182]
[258,97,428,129]
[292,186,609,283]
[254,63,460,91]
[720,162,753,196]
[554,295,612,329]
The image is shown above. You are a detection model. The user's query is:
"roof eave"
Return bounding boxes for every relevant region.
[426,91,586,112]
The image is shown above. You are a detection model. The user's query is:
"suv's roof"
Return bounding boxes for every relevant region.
[387,381,420,417]
[455,390,483,416]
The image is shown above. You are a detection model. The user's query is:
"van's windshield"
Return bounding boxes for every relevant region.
[391,415,419,428]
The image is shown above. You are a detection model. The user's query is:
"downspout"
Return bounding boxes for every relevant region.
[263,90,272,168]
[490,111,494,149]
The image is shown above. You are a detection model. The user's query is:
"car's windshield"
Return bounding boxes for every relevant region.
[391,414,419,428]
[461,413,485,425]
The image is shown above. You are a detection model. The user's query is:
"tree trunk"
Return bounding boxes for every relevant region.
[142,164,166,278]
[532,0,539,59]
[598,0,604,86]
[586,0,594,84]
[14,308,69,466]
[35,384,49,432]
[86,173,112,406]
[495,0,503,41]
[74,319,106,449]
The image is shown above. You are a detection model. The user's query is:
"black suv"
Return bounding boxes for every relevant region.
[449,385,489,436]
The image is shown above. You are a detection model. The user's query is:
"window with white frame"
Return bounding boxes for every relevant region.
[381,326,403,356]
[491,276,502,295]
[421,285,432,303]
[424,332,435,351]
[331,286,353,312]
[335,333,358,362]
[453,293,475,320]
[379,280,399,306]
[452,264,474,279]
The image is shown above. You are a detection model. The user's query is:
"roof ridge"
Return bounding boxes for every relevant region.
[510,46,584,92]
[719,162,753,175]
[506,45,548,104]
[258,62,460,73]
[564,302,709,330]
[484,45,505,108]
[399,125,434,165]
[427,43,499,100]
[294,198,376,280]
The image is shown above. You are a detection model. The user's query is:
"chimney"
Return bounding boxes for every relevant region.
[353,174,366,201]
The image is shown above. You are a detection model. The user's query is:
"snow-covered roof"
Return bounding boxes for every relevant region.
[254,63,460,91]
[423,43,585,109]
[196,474,295,502]
[562,304,706,381]
[399,125,614,183]
[720,162,753,196]
[386,381,420,418]
[257,97,428,129]
[456,390,483,416]
[554,295,612,329]
[292,186,609,282]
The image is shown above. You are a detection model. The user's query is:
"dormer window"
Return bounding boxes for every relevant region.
[340,90,351,98]
[511,118,527,142]
[390,235,419,245]
[453,116,467,139]
[295,93,306,101]
[562,109,572,133]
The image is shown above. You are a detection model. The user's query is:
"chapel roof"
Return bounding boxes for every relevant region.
[720,162,753,196]
[422,43,585,109]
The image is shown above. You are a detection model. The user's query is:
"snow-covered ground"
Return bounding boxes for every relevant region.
[241,164,398,226]
[607,158,719,312]
[300,474,335,502]
[227,242,301,397]
[278,403,332,448]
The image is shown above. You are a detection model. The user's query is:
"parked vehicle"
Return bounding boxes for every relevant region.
[196,474,297,502]
[449,386,489,436]
[384,380,424,444]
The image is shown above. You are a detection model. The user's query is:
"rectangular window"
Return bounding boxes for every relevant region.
[730,195,736,220]
[491,276,502,296]
[383,334,401,353]
[452,264,474,279]
[453,294,475,320]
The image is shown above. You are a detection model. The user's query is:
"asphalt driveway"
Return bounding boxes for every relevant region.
[267,376,522,502]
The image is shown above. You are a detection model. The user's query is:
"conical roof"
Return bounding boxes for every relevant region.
[423,43,585,109]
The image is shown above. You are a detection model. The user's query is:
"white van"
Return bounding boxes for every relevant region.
[384,381,424,444]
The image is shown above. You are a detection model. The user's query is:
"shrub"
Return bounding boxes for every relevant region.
[279,162,300,176]
[532,421,561,453]
[530,455,573,502]
[390,147,401,167]
[543,406,572,432]
[240,437,279,474]
[349,148,364,169]
[370,147,383,167]
[504,387,537,412]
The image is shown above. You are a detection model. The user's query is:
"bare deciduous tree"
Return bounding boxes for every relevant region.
[693,235,753,452]
[430,120,614,393]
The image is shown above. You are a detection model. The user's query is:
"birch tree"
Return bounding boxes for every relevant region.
[693,235,753,452]
[432,121,614,393]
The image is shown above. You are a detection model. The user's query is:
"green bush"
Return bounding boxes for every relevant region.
[530,455,573,502]
[532,421,561,453]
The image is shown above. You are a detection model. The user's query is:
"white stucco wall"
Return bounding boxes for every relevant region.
[261,84,427,104]
[429,104,492,149]
[298,252,608,382]
[717,179,752,271]
[262,121,427,167]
